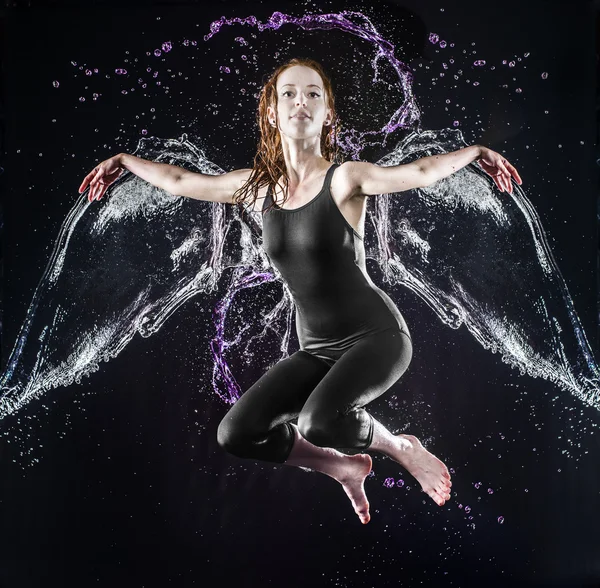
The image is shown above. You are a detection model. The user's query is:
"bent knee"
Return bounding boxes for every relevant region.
[298,413,334,447]
[217,416,247,455]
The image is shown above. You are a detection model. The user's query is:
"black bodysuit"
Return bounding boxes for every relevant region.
[217,163,413,463]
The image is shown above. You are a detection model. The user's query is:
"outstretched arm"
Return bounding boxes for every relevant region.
[348,145,522,197]
[79,153,251,204]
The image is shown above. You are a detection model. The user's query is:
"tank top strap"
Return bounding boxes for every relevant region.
[262,183,273,213]
[323,162,340,194]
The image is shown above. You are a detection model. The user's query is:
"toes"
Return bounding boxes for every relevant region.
[358,505,370,524]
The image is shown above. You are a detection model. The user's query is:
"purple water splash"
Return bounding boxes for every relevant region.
[203,10,420,158]
[383,477,395,488]
[210,270,278,403]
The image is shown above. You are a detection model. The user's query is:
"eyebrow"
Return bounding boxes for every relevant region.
[281,84,322,90]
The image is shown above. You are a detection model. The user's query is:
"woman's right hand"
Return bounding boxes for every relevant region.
[79,154,125,202]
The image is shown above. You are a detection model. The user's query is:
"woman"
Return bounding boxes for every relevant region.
[79,57,522,524]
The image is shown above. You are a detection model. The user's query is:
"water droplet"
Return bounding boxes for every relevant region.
[396,479,404,487]
[115,68,127,75]
[429,33,440,44]
[383,477,395,488]
[474,60,486,66]
[154,49,162,57]
[464,505,471,513]
[79,97,85,102]
[439,40,447,48]
[541,72,548,79]
[509,61,516,67]
[498,516,504,524]
[141,129,148,135]
[52,80,59,88]
[488,488,494,494]
[162,41,172,53]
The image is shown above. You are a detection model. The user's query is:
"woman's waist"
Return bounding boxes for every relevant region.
[295,303,401,335]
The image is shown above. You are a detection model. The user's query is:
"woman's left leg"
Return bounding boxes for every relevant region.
[295,328,452,506]
[297,328,413,451]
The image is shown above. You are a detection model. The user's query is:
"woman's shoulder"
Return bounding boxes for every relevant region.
[330,160,364,199]
[240,178,269,214]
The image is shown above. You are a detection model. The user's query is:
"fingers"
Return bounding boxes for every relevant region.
[482,150,522,193]
[494,164,514,194]
[79,168,98,193]
[504,160,523,185]
[499,158,524,192]
[86,168,105,203]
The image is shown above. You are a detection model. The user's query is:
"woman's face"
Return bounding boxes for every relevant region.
[267,65,332,141]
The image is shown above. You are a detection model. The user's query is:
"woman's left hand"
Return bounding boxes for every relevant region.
[477,146,522,194]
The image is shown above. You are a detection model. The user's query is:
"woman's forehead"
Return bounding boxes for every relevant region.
[276,65,323,88]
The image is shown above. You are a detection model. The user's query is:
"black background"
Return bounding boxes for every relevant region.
[1,1,599,587]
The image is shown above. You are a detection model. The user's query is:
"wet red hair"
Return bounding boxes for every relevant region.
[233,57,341,212]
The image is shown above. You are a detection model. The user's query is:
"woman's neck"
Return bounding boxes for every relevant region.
[280,137,329,187]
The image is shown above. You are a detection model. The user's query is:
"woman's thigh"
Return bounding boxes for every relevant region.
[221,349,331,434]
[301,328,413,423]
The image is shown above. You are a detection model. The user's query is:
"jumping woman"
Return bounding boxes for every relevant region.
[79,57,522,524]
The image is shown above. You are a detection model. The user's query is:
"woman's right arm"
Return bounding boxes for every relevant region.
[79,153,251,204]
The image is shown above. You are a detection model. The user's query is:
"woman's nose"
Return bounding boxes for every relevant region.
[295,94,307,106]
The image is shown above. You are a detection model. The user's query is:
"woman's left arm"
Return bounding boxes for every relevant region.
[349,145,522,197]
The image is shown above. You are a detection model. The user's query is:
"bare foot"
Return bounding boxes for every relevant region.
[337,453,372,524]
[392,434,452,506]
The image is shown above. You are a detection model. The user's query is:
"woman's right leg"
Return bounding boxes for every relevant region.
[216,350,373,523]
[216,350,331,463]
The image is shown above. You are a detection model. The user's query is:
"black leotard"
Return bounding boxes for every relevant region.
[261,162,411,366]
[216,162,413,463]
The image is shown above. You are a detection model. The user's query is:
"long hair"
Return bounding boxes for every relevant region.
[233,57,341,213]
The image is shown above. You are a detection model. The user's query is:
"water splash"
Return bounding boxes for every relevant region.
[1,9,598,420]
[203,10,420,157]
[2,127,599,418]
[374,128,599,405]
